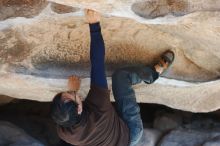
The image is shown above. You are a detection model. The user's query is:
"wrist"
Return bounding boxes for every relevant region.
[89,22,101,32]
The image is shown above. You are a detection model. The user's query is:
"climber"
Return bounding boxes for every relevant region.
[50,9,175,146]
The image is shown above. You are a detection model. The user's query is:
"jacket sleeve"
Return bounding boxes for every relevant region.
[85,85,112,111]
[89,22,108,89]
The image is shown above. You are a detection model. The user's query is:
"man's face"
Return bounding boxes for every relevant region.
[61,92,83,115]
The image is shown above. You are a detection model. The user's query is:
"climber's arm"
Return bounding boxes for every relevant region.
[86,9,108,89]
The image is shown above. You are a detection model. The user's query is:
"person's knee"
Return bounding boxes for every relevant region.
[129,126,143,146]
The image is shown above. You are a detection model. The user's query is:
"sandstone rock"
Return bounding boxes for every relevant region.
[132,0,220,19]
[159,129,220,146]
[50,3,80,14]
[137,128,162,146]
[0,95,14,105]
[0,121,44,146]
[203,136,220,146]
[184,118,220,130]
[132,0,186,19]
[49,0,220,23]
[0,0,48,20]
[0,1,220,113]
[153,112,182,131]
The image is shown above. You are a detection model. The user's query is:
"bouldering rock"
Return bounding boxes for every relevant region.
[0,0,48,20]
[0,95,14,105]
[203,136,220,146]
[184,117,220,130]
[0,121,44,146]
[158,129,220,146]
[137,128,162,146]
[50,3,80,14]
[132,0,220,19]
[153,112,182,131]
[49,0,220,23]
[0,0,220,113]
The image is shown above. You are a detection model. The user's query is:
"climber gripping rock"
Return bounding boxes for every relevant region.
[50,9,175,146]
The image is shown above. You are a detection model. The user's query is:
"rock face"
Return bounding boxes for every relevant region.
[0,0,48,20]
[132,0,220,19]
[158,129,220,146]
[0,0,220,112]
[152,111,220,146]
[138,128,162,146]
[0,121,44,146]
[153,112,182,131]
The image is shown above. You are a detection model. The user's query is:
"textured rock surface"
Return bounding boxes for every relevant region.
[0,0,220,112]
[158,116,220,146]
[0,121,44,146]
[0,100,60,146]
[137,128,162,146]
[153,112,182,131]
[158,129,220,146]
[132,0,220,19]
[50,3,79,14]
[0,0,48,20]
[0,95,14,105]
[49,0,220,23]
[203,136,220,146]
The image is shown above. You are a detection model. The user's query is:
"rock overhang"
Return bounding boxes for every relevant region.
[0,0,220,113]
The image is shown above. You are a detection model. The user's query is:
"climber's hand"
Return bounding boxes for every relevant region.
[85,9,100,24]
[68,75,81,92]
